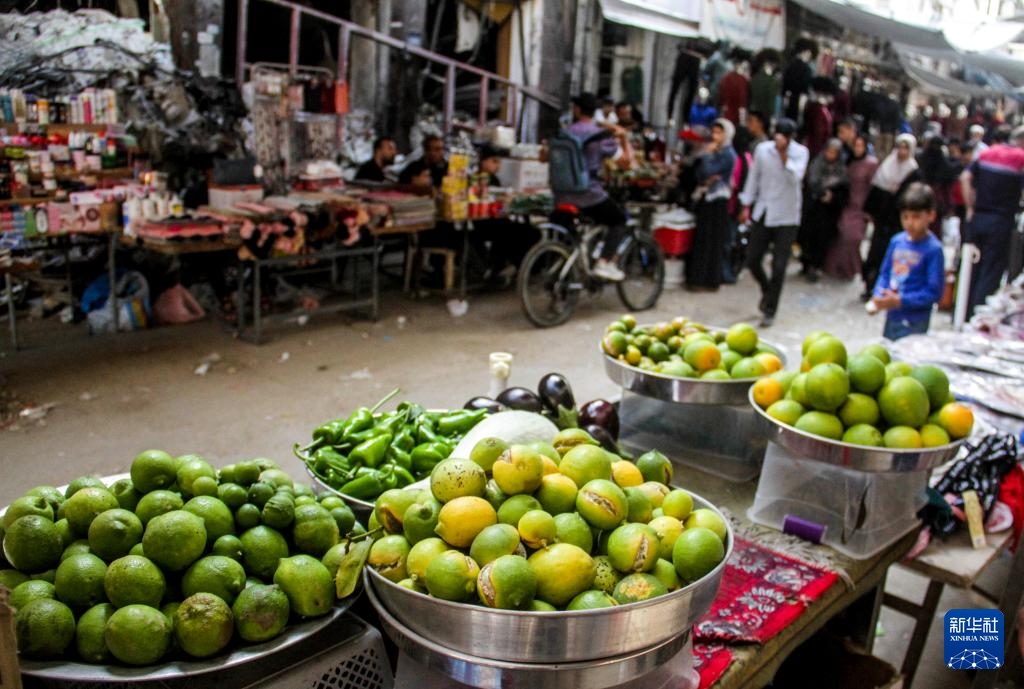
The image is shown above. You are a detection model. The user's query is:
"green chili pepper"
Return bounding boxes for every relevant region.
[393,427,415,452]
[392,465,415,487]
[376,413,405,436]
[380,466,400,491]
[349,433,392,468]
[416,418,443,445]
[411,442,449,475]
[387,445,413,471]
[342,408,375,441]
[311,419,347,447]
[436,409,488,436]
[397,402,425,422]
[311,447,349,474]
[343,428,379,447]
[340,471,385,500]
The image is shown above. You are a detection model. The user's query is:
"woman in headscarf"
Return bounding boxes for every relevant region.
[861,132,920,298]
[687,118,737,291]
[798,138,848,281]
[826,135,879,280]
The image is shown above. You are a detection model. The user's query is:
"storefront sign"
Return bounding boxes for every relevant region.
[699,0,785,50]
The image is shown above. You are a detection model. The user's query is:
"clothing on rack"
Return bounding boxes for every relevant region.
[718,71,750,126]
[670,50,704,124]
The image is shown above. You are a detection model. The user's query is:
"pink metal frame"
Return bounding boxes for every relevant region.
[236,0,557,132]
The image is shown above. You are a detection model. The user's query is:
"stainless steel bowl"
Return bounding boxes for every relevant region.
[305,464,375,513]
[747,387,965,472]
[602,328,788,406]
[366,492,731,663]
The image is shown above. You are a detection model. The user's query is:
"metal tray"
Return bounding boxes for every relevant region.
[602,328,788,406]
[747,387,965,473]
[366,491,731,663]
[19,601,353,682]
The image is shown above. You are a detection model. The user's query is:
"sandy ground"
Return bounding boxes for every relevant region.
[0,266,1007,687]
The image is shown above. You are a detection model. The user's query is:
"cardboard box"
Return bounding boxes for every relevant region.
[498,158,548,191]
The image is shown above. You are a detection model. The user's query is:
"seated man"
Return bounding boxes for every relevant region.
[399,134,448,188]
[471,145,539,282]
[354,136,397,183]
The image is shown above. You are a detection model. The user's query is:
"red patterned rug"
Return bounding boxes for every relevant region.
[695,536,839,644]
[695,642,733,689]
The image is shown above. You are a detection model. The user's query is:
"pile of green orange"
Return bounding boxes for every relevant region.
[602,315,783,380]
[365,428,728,610]
[753,332,973,448]
[1,451,365,666]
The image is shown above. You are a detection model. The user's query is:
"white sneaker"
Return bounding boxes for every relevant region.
[593,259,625,282]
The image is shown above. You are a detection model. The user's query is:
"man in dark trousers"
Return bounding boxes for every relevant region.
[739,118,809,326]
[962,124,1024,316]
[354,136,396,183]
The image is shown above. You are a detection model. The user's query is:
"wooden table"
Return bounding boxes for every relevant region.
[680,466,918,689]
[121,235,242,255]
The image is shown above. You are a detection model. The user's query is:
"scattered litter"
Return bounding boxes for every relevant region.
[17,403,55,424]
[297,315,310,326]
[203,352,222,363]
[194,362,211,376]
[195,351,221,375]
[305,340,313,347]
[79,391,97,401]
[227,367,238,374]
[349,368,373,380]
[447,299,469,317]
[361,332,370,339]
[279,352,290,363]
[59,306,74,324]
[397,316,407,329]
[383,335,393,343]
[317,364,328,371]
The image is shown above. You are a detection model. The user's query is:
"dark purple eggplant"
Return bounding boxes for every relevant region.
[496,387,544,413]
[579,399,620,440]
[464,397,506,414]
[537,373,576,414]
[585,424,618,454]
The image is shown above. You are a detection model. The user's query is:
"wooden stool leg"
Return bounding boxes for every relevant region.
[404,244,415,293]
[444,251,456,292]
[899,580,945,689]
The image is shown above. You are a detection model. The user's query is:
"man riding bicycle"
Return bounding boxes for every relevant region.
[554,93,634,282]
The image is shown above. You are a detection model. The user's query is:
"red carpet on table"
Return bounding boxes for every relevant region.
[694,537,840,688]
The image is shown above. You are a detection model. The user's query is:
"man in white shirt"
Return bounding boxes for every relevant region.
[969,124,988,161]
[739,118,809,326]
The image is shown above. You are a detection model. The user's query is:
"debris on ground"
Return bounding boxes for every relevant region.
[279,352,290,363]
[349,368,373,380]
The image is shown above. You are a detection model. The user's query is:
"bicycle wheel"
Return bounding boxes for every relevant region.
[518,240,581,327]
[616,233,665,311]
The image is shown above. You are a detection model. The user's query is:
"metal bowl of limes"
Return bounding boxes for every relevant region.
[365,491,731,663]
[603,326,788,406]
[747,387,965,472]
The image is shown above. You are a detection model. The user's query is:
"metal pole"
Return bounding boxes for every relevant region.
[5,272,17,350]
[479,75,489,128]
[236,0,250,86]
[338,25,350,83]
[288,7,301,76]
[253,259,262,344]
[108,232,119,332]
[954,243,980,330]
[443,63,456,133]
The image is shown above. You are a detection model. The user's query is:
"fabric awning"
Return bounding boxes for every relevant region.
[600,0,702,38]
[897,53,1003,98]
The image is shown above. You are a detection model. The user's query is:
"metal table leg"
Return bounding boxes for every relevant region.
[253,258,262,344]
[371,241,380,321]
[5,272,17,350]
[108,233,119,332]
[460,221,470,301]
[883,580,945,689]
[236,260,247,337]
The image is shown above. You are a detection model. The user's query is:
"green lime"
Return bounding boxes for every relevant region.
[329,505,356,536]
[10,579,55,611]
[838,393,881,428]
[217,483,247,510]
[64,476,106,500]
[232,583,290,642]
[233,460,262,487]
[104,555,166,608]
[55,553,108,608]
[240,526,289,580]
[424,550,481,602]
[183,496,235,545]
[191,477,219,497]
[292,507,339,557]
[15,598,75,658]
[109,479,141,513]
[65,487,119,536]
[61,539,92,562]
[247,482,275,509]
[104,604,172,665]
[842,424,884,447]
[4,495,53,529]
[54,518,75,549]
[218,464,239,485]
[174,593,234,658]
[234,503,262,530]
[24,486,65,514]
[29,569,56,583]
[4,515,63,573]
[212,534,244,562]
[88,509,144,561]
[142,510,207,572]
[130,450,178,494]
[0,569,30,589]
[672,527,725,582]
[273,554,334,617]
[847,354,886,395]
[176,455,217,496]
[182,556,246,605]
[75,602,115,662]
[129,543,146,557]
[261,493,295,530]
[134,490,184,526]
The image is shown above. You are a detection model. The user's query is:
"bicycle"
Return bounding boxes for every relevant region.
[517,205,665,328]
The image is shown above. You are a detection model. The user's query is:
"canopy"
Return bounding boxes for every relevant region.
[789,0,1024,86]
[600,0,702,38]
[897,53,1004,98]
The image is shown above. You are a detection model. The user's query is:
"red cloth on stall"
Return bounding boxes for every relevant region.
[695,537,839,644]
[998,464,1024,551]
[695,643,733,688]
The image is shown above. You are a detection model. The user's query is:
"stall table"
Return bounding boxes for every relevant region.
[681,466,918,689]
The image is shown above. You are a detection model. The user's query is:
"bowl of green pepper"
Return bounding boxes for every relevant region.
[296,389,489,512]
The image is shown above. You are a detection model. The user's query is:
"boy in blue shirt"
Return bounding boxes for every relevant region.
[870,183,945,340]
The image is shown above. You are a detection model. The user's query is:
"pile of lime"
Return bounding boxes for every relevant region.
[754,332,974,448]
[365,429,728,611]
[1,451,366,665]
[602,315,783,380]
